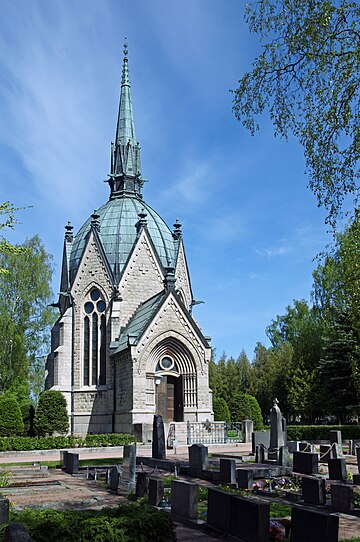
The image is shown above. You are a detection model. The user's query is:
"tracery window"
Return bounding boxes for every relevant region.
[83,288,107,386]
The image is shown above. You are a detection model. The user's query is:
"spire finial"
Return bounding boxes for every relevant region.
[109,41,143,198]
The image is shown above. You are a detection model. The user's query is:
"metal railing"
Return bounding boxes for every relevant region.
[187,421,243,445]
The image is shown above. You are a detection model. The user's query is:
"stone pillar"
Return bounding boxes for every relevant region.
[242,419,253,443]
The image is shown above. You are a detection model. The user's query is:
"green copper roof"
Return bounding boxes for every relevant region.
[69,195,176,283]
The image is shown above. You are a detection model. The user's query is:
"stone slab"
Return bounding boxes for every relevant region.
[207,487,232,533]
[171,480,198,520]
[331,483,354,512]
[328,458,347,481]
[301,475,326,505]
[290,506,339,542]
[219,458,237,485]
[148,477,164,507]
[251,432,270,454]
[230,494,270,542]
[293,451,318,475]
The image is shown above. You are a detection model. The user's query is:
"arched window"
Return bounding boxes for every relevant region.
[83,288,107,386]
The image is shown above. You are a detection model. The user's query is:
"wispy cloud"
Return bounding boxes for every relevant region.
[255,246,289,258]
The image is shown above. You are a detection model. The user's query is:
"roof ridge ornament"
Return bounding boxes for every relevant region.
[65,221,73,242]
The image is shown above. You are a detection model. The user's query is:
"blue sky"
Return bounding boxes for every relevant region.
[0,0,332,360]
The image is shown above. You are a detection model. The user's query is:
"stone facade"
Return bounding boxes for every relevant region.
[46,45,213,437]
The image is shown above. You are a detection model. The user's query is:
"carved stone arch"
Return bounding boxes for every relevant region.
[83,281,111,304]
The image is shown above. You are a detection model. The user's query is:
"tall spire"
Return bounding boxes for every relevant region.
[109,40,143,199]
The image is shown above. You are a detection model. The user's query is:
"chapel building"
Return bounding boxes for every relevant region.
[46,44,213,439]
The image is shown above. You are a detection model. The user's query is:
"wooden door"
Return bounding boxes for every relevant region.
[167,382,175,421]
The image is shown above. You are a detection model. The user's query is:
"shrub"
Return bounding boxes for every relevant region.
[0,395,24,436]
[34,390,69,436]
[4,503,175,542]
[213,397,231,423]
[246,394,264,431]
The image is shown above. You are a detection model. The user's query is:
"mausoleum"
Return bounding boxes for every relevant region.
[46,44,213,438]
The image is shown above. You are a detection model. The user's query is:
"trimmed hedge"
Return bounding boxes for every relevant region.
[34,390,69,436]
[287,425,360,441]
[0,433,135,452]
[213,397,231,423]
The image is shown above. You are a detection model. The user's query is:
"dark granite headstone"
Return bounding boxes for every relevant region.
[293,451,318,475]
[287,441,300,453]
[171,480,198,520]
[331,483,354,512]
[237,469,253,490]
[301,475,326,505]
[135,471,148,498]
[109,465,121,492]
[353,473,360,485]
[290,506,339,542]
[152,415,166,460]
[189,443,208,475]
[320,444,332,461]
[230,494,270,542]
[328,458,347,481]
[207,488,233,533]
[220,458,237,485]
[0,499,9,524]
[4,522,32,542]
[252,431,270,454]
[148,477,164,506]
[330,430,342,445]
[64,452,79,474]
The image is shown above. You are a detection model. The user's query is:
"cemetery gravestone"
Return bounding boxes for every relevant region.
[109,466,121,493]
[64,452,79,475]
[122,444,136,492]
[207,488,233,533]
[331,483,354,512]
[290,506,339,542]
[268,398,285,461]
[293,451,318,475]
[301,475,326,505]
[238,469,253,490]
[328,458,347,481]
[148,477,164,507]
[135,471,148,498]
[220,458,237,485]
[252,432,270,454]
[189,443,208,476]
[255,444,265,464]
[230,494,270,542]
[279,445,290,467]
[152,415,166,460]
[171,480,198,520]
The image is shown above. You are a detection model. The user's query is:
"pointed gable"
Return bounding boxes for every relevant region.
[71,227,113,302]
[118,228,164,329]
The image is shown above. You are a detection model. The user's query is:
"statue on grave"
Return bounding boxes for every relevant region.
[269,398,285,450]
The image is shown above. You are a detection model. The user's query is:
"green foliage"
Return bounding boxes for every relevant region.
[0,395,24,436]
[0,504,174,542]
[287,425,360,441]
[0,235,55,401]
[0,202,26,264]
[0,433,134,452]
[246,394,264,431]
[34,390,69,436]
[232,0,360,226]
[213,397,230,423]
[319,313,359,420]
[229,393,251,423]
